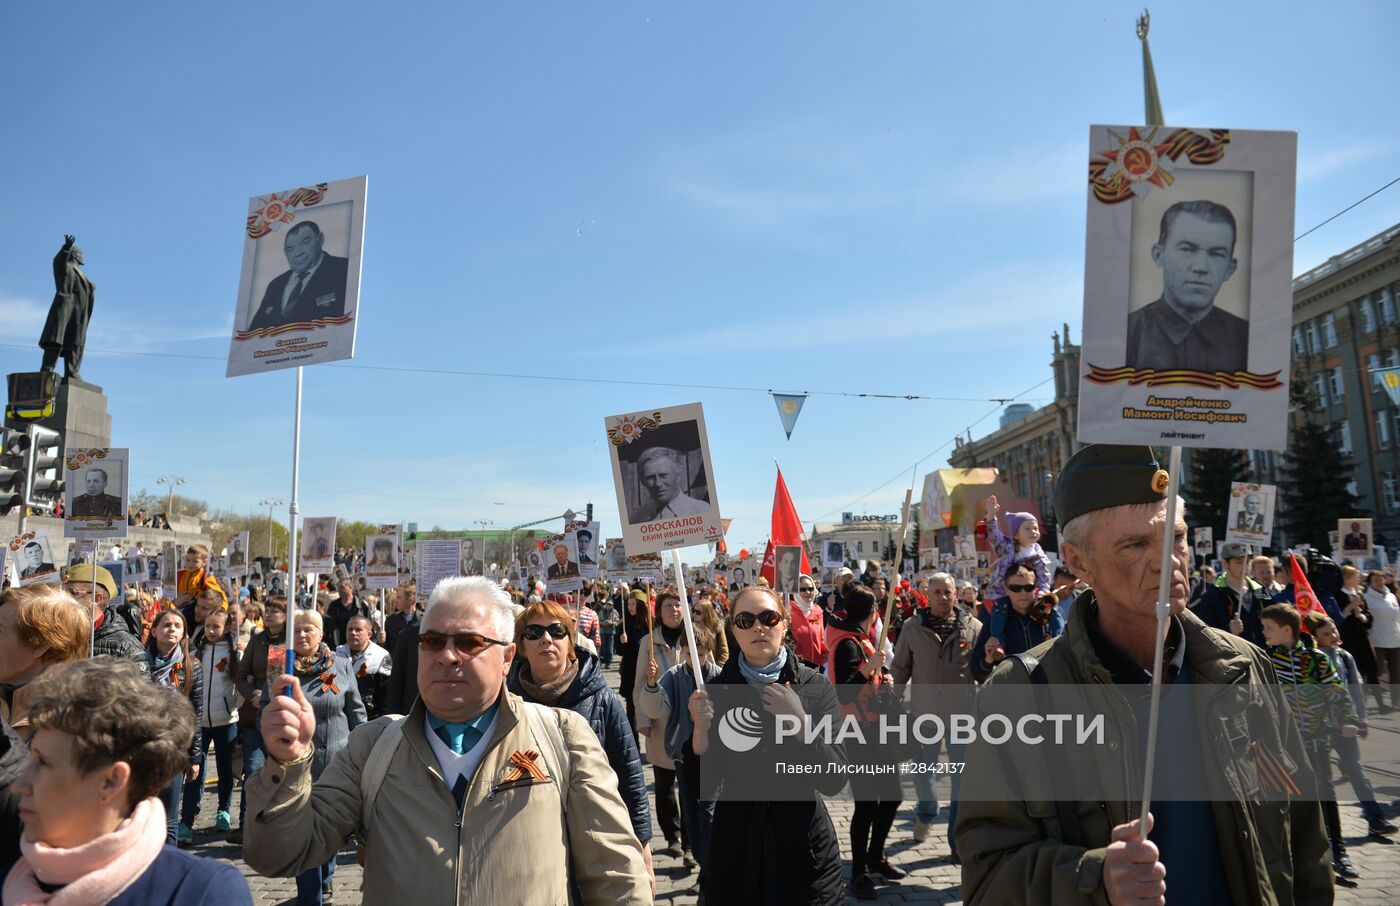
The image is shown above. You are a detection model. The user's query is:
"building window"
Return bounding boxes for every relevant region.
[1322,313,1339,348]
[1384,472,1400,514]
[1312,373,1327,407]
[1381,288,1397,325]
[1378,410,1391,449]
[1292,327,1306,356]
[855,541,864,553]
[1368,354,1382,390]
[1328,366,1345,401]
[1304,320,1320,352]
[1386,348,1400,370]
[1339,421,1352,454]
[1360,296,1377,333]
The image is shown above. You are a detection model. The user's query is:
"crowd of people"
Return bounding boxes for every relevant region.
[0,445,1396,903]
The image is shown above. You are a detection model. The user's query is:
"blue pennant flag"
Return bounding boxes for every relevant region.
[1378,367,1400,409]
[772,393,807,440]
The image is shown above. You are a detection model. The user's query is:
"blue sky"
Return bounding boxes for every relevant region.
[3,2,1398,556]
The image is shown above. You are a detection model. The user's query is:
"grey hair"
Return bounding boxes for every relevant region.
[294,609,324,631]
[1059,496,1187,557]
[926,571,955,588]
[637,446,683,472]
[426,576,515,640]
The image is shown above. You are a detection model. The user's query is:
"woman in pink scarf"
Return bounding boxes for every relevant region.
[1,658,251,906]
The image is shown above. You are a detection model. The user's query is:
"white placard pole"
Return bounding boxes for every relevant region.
[1137,445,1183,838]
[671,549,705,688]
[88,537,101,657]
[878,489,915,647]
[284,367,304,694]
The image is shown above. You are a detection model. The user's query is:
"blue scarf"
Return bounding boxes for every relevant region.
[737,647,788,685]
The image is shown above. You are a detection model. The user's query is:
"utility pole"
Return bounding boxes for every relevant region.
[259,497,284,561]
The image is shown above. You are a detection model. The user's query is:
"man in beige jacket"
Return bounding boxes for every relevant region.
[245,576,651,904]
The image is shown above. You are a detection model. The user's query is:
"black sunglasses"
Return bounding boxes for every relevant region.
[1006,583,1035,594]
[798,586,816,593]
[522,622,569,641]
[733,609,783,630]
[419,630,508,655]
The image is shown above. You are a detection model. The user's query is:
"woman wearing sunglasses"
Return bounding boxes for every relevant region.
[789,577,827,669]
[506,600,653,878]
[696,586,847,905]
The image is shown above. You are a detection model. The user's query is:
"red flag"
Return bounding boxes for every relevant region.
[1289,553,1322,628]
[759,467,810,585]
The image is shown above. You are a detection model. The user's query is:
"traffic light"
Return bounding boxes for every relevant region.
[0,427,29,516]
[24,425,63,512]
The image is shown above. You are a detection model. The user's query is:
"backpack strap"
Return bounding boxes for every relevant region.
[1010,652,1081,846]
[523,701,571,815]
[358,715,406,841]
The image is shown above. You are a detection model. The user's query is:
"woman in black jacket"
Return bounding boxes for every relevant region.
[693,586,847,906]
[507,599,655,875]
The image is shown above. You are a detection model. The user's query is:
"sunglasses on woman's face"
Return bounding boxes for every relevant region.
[418,630,508,656]
[798,586,816,594]
[522,622,569,641]
[732,609,783,630]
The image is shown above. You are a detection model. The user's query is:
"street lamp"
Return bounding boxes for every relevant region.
[259,497,284,560]
[474,519,494,573]
[156,476,185,525]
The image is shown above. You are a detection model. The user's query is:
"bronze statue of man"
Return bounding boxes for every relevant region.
[40,234,94,382]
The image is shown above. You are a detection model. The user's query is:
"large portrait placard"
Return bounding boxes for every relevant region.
[6,531,60,587]
[226,531,250,577]
[604,402,723,555]
[63,448,128,540]
[364,525,401,590]
[226,176,367,378]
[1078,127,1296,450]
[299,517,337,574]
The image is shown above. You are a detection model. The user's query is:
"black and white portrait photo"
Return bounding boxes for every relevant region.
[11,534,59,586]
[461,538,484,576]
[823,540,844,569]
[775,545,802,595]
[227,532,248,569]
[729,564,748,591]
[1224,481,1276,546]
[247,220,350,332]
[575,527,596,565]
[1126,193,1250,374]
[367,535,397,570]
[70,465,122,517]
[605,539,627,573]
[546,538,580,580]
[299,517,337,572]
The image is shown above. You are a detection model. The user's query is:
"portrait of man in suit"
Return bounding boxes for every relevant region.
[307,520,331,560]
[1126,199,1248,374]
[1343,521,1369,552]
[1234,492,1265,533]
[636,446,708,521]
[605,541,627,572]
[546,543,579,579]
[70,466,122,518]
[576,529,596,565]
[228,535,246,567]
[247,220,350,332]
[775,545,801,594]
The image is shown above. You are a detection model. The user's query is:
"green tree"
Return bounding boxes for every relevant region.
[1182,448,1252,544]
[1278,377,1363,552]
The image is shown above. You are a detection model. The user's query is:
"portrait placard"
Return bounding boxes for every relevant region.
[63,448,128,539]
[604,402,723,555]
[728,563,749,590]
[954,534,978,568]
[226,531,250,576]
[415,539,462,604]
[6,531,59,586]
[364,525,401,590]
[1337,518,1373,560]
[543,533,583,595]
[98,560,127,609]
[1078,127,1297,450]
[604,538,628,575]
[226,176,368,378]
[822,540,845,569]
[1193,526,1214,557]
[567,520,601,580]
[299,517,337,573]
[774,544,803,594]
[1224,482,1276,546]
[628,552,664,583]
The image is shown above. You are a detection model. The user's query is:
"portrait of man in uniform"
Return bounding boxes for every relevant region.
[1235,493,1265,532]
[1126,199,1248,374]
[228,535,247,567]
[20,541,55,579]
[247,220,350,332]
[70,467,122,518]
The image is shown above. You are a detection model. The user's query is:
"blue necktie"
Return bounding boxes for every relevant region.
[450,774,469,808]
[433,722,476,755]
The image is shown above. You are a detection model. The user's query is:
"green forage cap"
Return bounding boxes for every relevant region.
[1053,445,1169,528]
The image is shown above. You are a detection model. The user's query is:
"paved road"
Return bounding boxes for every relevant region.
[196,665,1400,904]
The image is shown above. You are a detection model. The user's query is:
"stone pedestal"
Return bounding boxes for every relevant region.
[37,378,111,450]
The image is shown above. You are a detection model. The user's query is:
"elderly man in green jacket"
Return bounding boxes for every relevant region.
[955,444,1332,905]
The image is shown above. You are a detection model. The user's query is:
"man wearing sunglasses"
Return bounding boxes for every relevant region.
[245,576,650,904]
